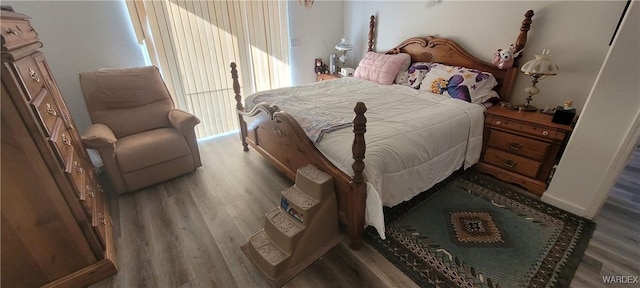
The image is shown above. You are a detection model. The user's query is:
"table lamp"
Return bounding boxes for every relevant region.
[335,38,353,70]
[519,49,559,112]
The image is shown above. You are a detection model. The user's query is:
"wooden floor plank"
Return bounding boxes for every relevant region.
[163,177,237,288]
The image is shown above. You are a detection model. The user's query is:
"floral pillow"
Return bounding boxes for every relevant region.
[419,63,498,103]
[394,62,433,89]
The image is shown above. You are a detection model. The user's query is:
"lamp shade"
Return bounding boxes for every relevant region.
[520,55,558,75]
[520,53,558,76]
[335,38,353,51]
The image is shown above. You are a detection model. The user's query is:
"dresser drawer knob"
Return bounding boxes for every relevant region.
[28,67,41,82]
[508,141,523,151]
[542,131,549,136]
[99,213,107,225]
[73,161,84,174]
[87,186,95,198]
[61,133,71,146]
[45,103,57,116]
[495,120,502,126]
[503,159,517,168]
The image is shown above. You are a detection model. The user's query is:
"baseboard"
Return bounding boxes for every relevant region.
[541,193,588,218]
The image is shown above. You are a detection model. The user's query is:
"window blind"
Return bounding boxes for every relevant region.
[127,0,290,138]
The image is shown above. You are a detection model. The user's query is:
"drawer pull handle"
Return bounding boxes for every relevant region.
[503,159,517,168]
[87,186,95,198]
[61,133,71,146]
[508,141,523,151]
[495,120,502,126]
[45,103,57,116]
[73,161,84,174]
[28,67,41,82]
[6,28,17,35]
[98,184,103,193]
[99,213,107,225]
[542,131,549,136]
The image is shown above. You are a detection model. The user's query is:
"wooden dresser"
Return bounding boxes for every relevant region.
[1,8,116,287]
[475,105,573,196]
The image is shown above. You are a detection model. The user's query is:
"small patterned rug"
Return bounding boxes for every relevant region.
[363,171,596,288]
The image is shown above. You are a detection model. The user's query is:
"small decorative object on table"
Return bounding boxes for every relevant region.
[552,100,576,125]
[492,44,522,69]
[314,58,329,75]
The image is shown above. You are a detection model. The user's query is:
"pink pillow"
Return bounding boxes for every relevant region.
[354,52,410,85]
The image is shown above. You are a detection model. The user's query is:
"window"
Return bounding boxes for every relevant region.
[127,0,290,138]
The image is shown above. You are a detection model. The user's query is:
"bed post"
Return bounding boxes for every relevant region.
[514,10,534,62]
[230,62,249,151]
[367,15,375,52]
[349,102,367,250]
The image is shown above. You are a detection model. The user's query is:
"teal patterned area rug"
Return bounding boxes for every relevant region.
[363,171,595,288]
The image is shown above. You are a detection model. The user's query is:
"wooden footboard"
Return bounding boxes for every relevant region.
[230,63,368,249]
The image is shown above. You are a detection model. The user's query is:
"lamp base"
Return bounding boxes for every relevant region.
[517,104,538,112]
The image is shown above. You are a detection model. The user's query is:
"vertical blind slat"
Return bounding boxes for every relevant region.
[137,0,289,138]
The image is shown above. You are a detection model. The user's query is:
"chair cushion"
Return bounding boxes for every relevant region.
[79,66,174,138]
[116,128,191,173]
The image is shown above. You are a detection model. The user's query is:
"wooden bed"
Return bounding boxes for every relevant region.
[230,10,534,250]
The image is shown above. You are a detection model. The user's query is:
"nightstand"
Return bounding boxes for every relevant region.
[316,73,342,82]
[474,105,573,196]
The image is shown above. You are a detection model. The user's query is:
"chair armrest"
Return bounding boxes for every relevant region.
[81,123,117,148]
[169,109,200,134]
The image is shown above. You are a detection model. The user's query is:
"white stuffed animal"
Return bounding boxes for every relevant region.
[493,44,522,69]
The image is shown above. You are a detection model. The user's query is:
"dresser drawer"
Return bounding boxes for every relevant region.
[48,118,74,167]
[11,54,45,100]
[66,149,88,199]
[487,130,550,161]
[483,147,542,179]
[0,19,38,50]
[486,115,566,141]
[80,179,96,220]
[30,88,60,136]
[92,184,107,250]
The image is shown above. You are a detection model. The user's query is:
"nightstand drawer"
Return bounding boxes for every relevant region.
[487,130,550,161]
[483,147,541,179]
[486,115,565,141]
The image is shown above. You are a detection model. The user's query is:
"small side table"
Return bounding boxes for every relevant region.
[316,73,342,82]
[474,105,573,196]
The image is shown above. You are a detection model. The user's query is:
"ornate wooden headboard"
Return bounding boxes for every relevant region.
[367,10,534,102]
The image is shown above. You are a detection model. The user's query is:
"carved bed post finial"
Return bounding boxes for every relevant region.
[350,102,367,249]
[230,62,244,112]
[368,15,375,52]
[514,10,534,56]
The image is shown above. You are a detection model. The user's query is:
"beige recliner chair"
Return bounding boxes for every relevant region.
[79,66,202,194]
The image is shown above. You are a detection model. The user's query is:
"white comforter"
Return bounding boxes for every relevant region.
[246,77,485,238]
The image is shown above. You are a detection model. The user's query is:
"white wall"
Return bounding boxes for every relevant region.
[288,0,344,85]
[4,1,147,134]
[543,1,639,218]
[343,1,626,113]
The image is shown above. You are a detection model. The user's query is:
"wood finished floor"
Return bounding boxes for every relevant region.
[91,133,639,288]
